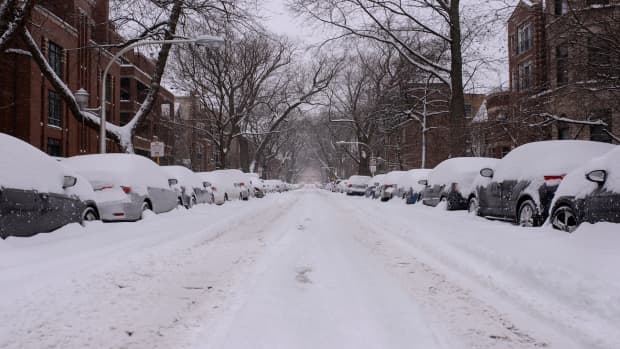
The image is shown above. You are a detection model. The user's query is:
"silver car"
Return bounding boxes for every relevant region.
[63,154,178,221]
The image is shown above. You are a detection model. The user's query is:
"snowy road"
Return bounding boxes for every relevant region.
[1,189,618,349]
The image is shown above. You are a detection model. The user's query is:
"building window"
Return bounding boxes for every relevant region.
[509,34,516,56]
[497,111,507,120]
[590,109,612,143]
[48,41,62,77]
[47,137,61,157]
[517,23,532,54]
[556,45,569,86]
[120,112,132,126]
[105,74,113,102]
[587,37,612,80]
[48,90,61,127]
[120,78,131,100]
[555,0,568,15]
[519,61,532,91]
[464,104,472,119]
[557,123,571,139]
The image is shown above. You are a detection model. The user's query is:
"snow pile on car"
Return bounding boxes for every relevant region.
[492,141,615,183]
[404,169,432,192]
[554,145,620,199]
[0,133,64,194]
[347,175,371,186]
[162,165,205,190]
[62,154,171,196]
[428,157,499,195]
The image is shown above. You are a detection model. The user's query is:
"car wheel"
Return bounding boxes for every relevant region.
[140,201,152,219]
[551,205,579,233]
[468,197,479,215]
[82,206,98,222]
[518,200,538,227]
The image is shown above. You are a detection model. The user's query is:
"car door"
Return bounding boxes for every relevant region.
[0,188,41,237]
[583,188,620,224]
[478,181,502,217]
[500,180,522,219]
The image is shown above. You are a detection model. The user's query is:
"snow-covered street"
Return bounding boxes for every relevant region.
[1,189,618,349]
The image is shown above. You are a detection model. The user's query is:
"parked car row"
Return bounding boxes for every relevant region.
[326,140,620,232]
[0,132,292,239]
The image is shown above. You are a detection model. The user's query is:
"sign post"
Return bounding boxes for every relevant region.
[369,157,377,176]
[150,141,165,165]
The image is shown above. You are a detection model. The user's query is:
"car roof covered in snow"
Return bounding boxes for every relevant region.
[161,165,204,189]
[62,153,171,191]
[0,132,65,194]
[493,141,616,182]
[429,157,499,187]
[348,175,371,185]
[554,145,620,198]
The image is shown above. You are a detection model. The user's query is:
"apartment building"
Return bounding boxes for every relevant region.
[0,0,178,160]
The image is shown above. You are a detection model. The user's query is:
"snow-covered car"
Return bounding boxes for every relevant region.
[199,169,250,205]
[345,175,371,195]
[474,141,615,227]
[420,157,499,210]
[162,165,213,208]
[337,180,349,193]
[62,154,179,221]
[330,180,342,193]
[401,169,433,203]
[549,146,620,232]
[0,133,95,238]
[249,175,266,198]
[379,171,407,201]
[366,174,386,198]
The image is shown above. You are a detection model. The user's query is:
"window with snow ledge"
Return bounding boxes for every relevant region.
[48,41,62,77]
[47,90,61,127]
[517,23,532,54]
[518,61,533,91]
[586,0,610,6]
[46,137,61,157]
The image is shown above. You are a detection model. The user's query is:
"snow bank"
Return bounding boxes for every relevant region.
[493,141,615,183]
[0,133,64,194]
[428,157,499,195]
[62,154,171,196]
[554,145,620,199]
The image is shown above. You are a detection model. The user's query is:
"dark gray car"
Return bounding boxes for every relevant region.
[0,133,91,238]
[549,146,620,232]
[473,141,615,227]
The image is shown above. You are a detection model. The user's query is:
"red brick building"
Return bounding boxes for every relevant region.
[0,0,178,159]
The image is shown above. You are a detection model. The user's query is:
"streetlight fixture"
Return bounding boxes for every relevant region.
[98,35,225,153]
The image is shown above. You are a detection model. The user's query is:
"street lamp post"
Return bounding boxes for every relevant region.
[99,35,224,153]
[335,140,377,175]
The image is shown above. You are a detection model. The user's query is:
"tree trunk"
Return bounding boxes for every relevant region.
[358,150,370,176]
[449,0,466,157]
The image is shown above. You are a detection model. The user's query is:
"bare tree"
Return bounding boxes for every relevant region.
[0,0,33,52]
[290,0,472,157]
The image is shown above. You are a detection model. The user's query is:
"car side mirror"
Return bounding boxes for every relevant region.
[418,179,428,186]
[586,170,606,184]
[63,176,77,189]
[168,178,179,186]
[480,168,494,178]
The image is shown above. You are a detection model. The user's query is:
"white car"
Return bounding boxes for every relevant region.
[379,171,408,201]
[345,175,371,195]
[199,169,250,205]
[63,154,179,221]
[162,166,213,208]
